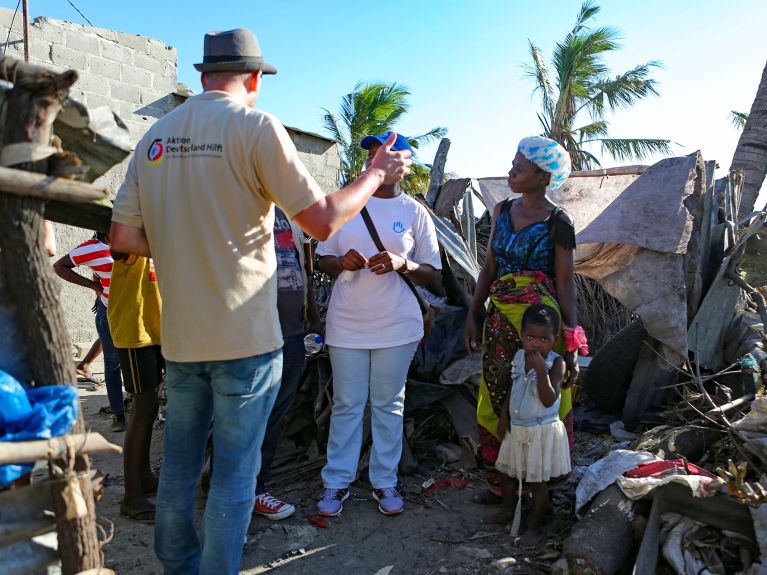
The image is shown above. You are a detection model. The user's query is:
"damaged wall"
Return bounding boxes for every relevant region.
[0,7,340,348]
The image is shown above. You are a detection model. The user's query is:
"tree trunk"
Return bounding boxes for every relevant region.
[733,59,767,218]
[0,55,102,574]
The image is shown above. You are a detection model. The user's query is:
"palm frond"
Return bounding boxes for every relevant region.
[730,110,748,130]
[407,126,448,150]
[524,41,556,122]
[587,138,672,163]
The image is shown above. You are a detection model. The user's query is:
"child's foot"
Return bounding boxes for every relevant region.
[481,510,514,525]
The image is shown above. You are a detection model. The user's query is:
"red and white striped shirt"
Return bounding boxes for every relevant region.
[68,239,113,307]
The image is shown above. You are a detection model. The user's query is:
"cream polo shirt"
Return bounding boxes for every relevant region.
[112,91,325,362]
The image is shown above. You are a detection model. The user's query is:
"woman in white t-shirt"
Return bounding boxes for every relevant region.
[315,132,441,517]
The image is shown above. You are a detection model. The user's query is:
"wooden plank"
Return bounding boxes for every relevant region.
[569,165,649,178]
[0,166,108,203]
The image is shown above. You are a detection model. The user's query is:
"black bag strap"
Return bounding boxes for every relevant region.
[360,207,428,315]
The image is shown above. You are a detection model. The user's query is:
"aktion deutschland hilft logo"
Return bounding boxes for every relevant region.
[146,138,164,166]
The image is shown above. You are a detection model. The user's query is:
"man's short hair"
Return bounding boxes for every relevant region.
[521,303,560,333]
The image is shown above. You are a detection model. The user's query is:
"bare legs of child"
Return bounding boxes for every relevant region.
[76,338,102,380]
[482,474,556,546]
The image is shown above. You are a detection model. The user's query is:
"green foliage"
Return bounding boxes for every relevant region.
[323,82,447,194]
[730,110,748,130]
[525,1,671,170]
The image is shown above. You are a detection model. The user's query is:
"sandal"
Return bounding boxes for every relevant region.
[120,499,156,524]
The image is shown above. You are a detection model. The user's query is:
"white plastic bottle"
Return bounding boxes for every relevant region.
[304,333,324,356]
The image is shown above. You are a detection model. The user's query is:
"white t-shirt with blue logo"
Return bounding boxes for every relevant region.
[317,193,441,349]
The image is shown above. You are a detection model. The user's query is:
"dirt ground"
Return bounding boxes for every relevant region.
[72,359,576,575]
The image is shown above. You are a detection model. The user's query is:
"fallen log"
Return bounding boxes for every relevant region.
[564,484,637,575]
[0,433,122,465]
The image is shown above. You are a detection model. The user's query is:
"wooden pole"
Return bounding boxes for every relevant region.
[425,138,451,208]
[0,433,122,465]
[21,0,30,62]
[0,55,102,574]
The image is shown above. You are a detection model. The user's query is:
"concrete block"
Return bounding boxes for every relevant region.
[325,153,341,168]
[101,41,132,64]
[31,19,64,44]
[121,65,152,88]
[88,56,121,79]
[161,59,177,78]
[322,166,338,181]
[118,100,140,119]
[134,52,165,76]
[148,39,176,63]
[110,80,141,103]
[84,92,117,112]
[29,38,52,62]
[64,30,101,55]
[51,43,87,70]
[0,7,23,32]
[116,31,148,53]
[74,73,110,97]
[90,26,118,43]
[152,73,176,93]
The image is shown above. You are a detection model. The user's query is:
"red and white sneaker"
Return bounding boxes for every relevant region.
[253,492,296,520]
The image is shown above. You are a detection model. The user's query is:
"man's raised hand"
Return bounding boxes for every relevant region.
[369,132,412,184]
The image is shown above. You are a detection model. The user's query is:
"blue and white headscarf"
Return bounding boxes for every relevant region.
[517,136,571,192]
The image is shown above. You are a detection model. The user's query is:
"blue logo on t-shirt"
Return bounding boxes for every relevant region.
[393,221,405,234]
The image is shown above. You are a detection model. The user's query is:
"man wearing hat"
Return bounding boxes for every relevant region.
[111,28,411,575]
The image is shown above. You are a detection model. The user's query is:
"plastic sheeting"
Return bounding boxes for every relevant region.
[0,370,78,486]
[575,449,657,516]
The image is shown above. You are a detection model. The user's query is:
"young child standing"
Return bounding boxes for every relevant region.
[487,303,571,544]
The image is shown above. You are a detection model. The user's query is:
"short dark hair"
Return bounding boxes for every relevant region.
[521,303,559,333]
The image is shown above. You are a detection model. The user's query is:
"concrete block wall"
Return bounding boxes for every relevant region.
[0,7,340,350]
[0,7,181,347]
[287,128,341,194]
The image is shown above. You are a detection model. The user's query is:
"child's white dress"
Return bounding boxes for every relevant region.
[495,349,571,483]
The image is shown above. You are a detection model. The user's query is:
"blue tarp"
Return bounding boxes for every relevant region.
[0,369,78,486]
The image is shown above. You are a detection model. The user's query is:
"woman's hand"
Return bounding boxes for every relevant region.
[564,350,579,386]
[367,251,406,275]
[340,249,368,271]
[464,316,482,355]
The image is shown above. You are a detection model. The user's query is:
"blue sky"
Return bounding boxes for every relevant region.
[6,0,767,183]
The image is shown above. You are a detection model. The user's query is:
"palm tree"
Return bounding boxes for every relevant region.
[730,111,749,130]
[526,1,672,170]
[732,60,767,217]
[322,81,447,193]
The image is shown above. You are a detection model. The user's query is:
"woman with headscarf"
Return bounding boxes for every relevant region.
[464,136,587,504]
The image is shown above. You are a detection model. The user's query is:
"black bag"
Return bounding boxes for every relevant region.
[360,207,435,337]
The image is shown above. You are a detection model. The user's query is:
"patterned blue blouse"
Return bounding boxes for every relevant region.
[491,200,575,279]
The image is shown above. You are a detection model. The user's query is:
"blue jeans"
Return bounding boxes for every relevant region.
[321,341,419,489]
[95,302,123,415]
[154,351,282,575]
[257,333,305,494]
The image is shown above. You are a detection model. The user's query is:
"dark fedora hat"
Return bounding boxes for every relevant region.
[194,28,277,74]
